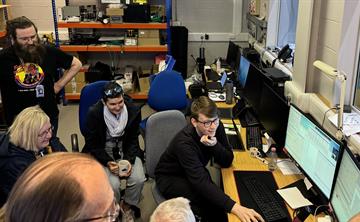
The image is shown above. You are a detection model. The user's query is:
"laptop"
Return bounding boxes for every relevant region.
[220,102,245,150]
[206,69,221,81]
[206,72,227,92]
[226,118,245,150]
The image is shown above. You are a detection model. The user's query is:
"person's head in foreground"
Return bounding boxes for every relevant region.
[0,152,119,222]
[150,197,196,222]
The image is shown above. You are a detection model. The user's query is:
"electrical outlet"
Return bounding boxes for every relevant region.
[205,34,209,40]
[172,21,181,26]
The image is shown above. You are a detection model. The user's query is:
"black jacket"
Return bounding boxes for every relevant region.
[155,123,235,212]
[0,133,36,199]
[82,97,143,165]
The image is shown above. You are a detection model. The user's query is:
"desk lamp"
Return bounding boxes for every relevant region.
[313,60,347,140]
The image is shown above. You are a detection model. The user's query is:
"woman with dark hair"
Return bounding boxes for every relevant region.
[82,81,145,222]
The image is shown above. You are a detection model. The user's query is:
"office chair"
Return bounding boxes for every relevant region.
[71,80,109,152]
[145,110,187,204]
[140,70,188,131]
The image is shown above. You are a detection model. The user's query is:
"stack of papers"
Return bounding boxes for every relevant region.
[328,113,360,136]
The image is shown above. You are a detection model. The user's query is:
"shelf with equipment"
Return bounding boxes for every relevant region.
[0,4,10,38]
[51,0,172,103]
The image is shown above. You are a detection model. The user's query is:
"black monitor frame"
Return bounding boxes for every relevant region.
[226,41,240,69]
[330,145,360,222]
[284,104,343,204]
[257,82,289,149]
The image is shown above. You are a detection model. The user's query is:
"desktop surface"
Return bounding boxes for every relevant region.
[221,151,304,222]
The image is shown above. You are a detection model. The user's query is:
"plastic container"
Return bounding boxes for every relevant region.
[216,58,221,73]
[268,147,278,171]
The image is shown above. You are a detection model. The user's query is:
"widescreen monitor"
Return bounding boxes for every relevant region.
[258,83,289,148]
[237,55,250,88]
[226,41,239,68]
[330,146,360,222]
[243,63,265,115]
[285,105,342,199]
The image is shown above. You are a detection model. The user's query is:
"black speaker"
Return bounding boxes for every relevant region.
[123,4,150,23]
[170,26,188,79]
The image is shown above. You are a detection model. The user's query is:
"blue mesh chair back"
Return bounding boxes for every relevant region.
[79,80,109,135]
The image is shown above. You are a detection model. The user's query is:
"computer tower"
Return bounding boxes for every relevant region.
[170,26,188,79]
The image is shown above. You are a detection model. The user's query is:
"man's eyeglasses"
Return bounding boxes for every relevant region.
[104,84,123,98]
[80,199,120,222]
[17,34,38,43]
[38,126,53,138]
[196,118,219,128]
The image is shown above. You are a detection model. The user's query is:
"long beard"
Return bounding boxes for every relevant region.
[14,38,46,64]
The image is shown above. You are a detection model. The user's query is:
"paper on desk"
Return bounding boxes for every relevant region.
[225,128,237,135]
[277,159,302,175]
[328,113,360,136]
[277,187,313,209]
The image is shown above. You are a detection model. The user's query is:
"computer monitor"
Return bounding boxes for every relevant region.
[258,83,289,149]
[330,146,360,222]
[285,104,342,200]
[226,41,239,68]
[237,55,250,88]
[243,63,265,114]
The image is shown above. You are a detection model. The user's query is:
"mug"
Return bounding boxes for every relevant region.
[249,147,261,158]
[118,159,130,176]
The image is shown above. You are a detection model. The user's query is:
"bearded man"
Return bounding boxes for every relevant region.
[0,16,82,151]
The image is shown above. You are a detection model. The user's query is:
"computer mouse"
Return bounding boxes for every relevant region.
[218,95,225,100]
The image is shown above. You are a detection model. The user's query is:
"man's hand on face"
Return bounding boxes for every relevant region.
[200,135,217,146]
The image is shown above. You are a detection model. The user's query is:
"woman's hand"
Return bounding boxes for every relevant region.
[107,161,119,176]
[231,203,264,222]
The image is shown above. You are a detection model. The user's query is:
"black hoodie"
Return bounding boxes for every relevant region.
[0,133,36,199]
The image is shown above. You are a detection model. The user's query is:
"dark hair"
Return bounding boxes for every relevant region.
[190,96,218,120]
[102,81,124,102]
[6,16,38,40]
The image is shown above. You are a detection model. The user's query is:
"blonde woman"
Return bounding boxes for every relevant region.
[0,106,52,204]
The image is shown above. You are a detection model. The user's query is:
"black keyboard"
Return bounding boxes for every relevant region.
[239,110,260,127]
[242,176,288,222]
[246,126,262,150]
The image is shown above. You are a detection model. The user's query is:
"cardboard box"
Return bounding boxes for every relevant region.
[138,29,159,38]
[65,82,86,93]
[138,77,150,92]
[106,8,124,16]
[75,71,86,82]
[138,37,160,45]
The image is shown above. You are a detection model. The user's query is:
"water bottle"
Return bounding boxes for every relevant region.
[268,147,278,171]
[216,58,221,73]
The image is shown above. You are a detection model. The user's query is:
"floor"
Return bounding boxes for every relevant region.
[57,102,157,221]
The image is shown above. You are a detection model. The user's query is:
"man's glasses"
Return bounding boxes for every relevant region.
[38,126,53,138]
[17,34,38,43]
[196,118,219,128]
[104,84,123,98]
[80,199,120,222]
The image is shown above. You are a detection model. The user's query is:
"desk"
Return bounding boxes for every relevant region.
[220,117,312,222]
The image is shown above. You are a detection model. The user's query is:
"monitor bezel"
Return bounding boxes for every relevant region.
[329,145,360,222]
[284,104,344,202]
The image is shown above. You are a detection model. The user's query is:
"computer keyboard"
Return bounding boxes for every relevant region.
[246,126,262,150]
[242,176,288,222]
[239,110,260,127]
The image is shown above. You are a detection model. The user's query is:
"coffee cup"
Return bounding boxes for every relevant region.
[118,160,130,176]
[249,147,261,158]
